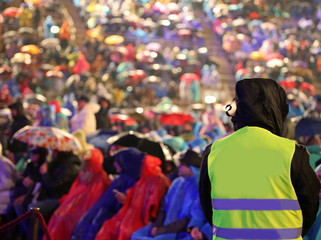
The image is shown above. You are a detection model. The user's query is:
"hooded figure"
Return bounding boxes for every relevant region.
[7,100,32,162]
[95,154,170,240]
[44,148,111,240]
[95,97,111,130]
[304,165,321,240]
[71,148,145,240]
[132,150,207,240]
[199,78,320,239]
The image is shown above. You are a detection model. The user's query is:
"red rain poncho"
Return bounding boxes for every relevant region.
[95,155,170,240]
[43,148,111,240]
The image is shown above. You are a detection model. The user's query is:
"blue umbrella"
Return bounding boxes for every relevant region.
[248,19,263,29]
[295,118,321,138]
[86,130,118,152]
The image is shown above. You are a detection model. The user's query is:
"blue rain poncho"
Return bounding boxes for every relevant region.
[71,148,145,240]
[132,169,201,240]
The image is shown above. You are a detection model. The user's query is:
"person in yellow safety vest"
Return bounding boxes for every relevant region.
[199,78,320,240]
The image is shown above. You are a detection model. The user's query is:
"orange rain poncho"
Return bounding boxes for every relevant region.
[95,155,170,240]
[44,148,111,240]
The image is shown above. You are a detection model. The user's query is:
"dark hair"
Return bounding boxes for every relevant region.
[77,95,89,102]
[31,147,48,164]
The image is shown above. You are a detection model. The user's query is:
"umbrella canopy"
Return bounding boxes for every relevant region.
[180,73,200,83]
[178,29,192,36]
[3,7,20,17]
[300,82,315,96]
[23,93,47,105]
[295,118,321,138]
[110,114,137,126]
[40,38,60,49]
[280,79,297,90]
[25,0,41,4]
[145,42,162,52]
[159,113,194,126]
[46,70,63,78]
[41,64,54,71]
[116,62,135,74]
[232,18,247,27]
[104,35,124,45]
[293,60,308,68]
[147,63,174,71]
[106,131,174,161]
[249,11,260,19]
[266,59,284,68]
[250,51,266,60]
[10,52,31,64]
[13,126,82,152]
[65,74,81,88]
[143,75,161,84]
[86,28,101,39]
[260,22,277,31]
[86,130,118,152]
[2,30,17,39]
[266,52,284,61]
[248,19,263,29]
[18,27,35,35]
[21,44,40,55]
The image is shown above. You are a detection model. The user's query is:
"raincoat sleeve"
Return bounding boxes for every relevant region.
[153,201,166,227]
[199,145,213,226]
[291,144,320,236]
[156,217,189,235]
[187,198,207,229]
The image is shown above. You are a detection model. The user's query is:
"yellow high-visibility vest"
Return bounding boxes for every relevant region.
[208,126,303,240]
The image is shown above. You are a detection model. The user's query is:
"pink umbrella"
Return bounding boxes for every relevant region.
[265,52,284,61]
[145,42,162,52]
[3,7,20,17]
[13,126,82,152]
[178,29,192,36]
[180,73,200,83]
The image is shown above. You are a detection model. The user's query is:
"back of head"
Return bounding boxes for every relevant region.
[86,148,104,173]
[9,100,24,117]
[114,148,145,179]
[231,78,288,136]
[31,147,48,164]
[179,149,202,168]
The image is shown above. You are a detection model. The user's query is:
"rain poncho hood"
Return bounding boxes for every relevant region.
[71,148,145,240]
[95,154,170,240]
[116,148,145,179]
[44,148,111,240]
[231,78,289,136]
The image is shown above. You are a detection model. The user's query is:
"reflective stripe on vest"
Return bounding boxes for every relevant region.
[212,225,302,240]
[212,199,301,211]
[208,127,302,239]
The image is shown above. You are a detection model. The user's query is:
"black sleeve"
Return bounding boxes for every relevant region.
[199,144,213,226]
[156,217,190,235]
[153,209,166,227]
[291,143,320,236]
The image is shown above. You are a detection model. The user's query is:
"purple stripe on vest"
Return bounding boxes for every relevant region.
[212,199,300,210]
[213,225,302,239]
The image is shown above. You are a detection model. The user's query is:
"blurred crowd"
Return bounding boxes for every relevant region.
[0,0,321,240]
